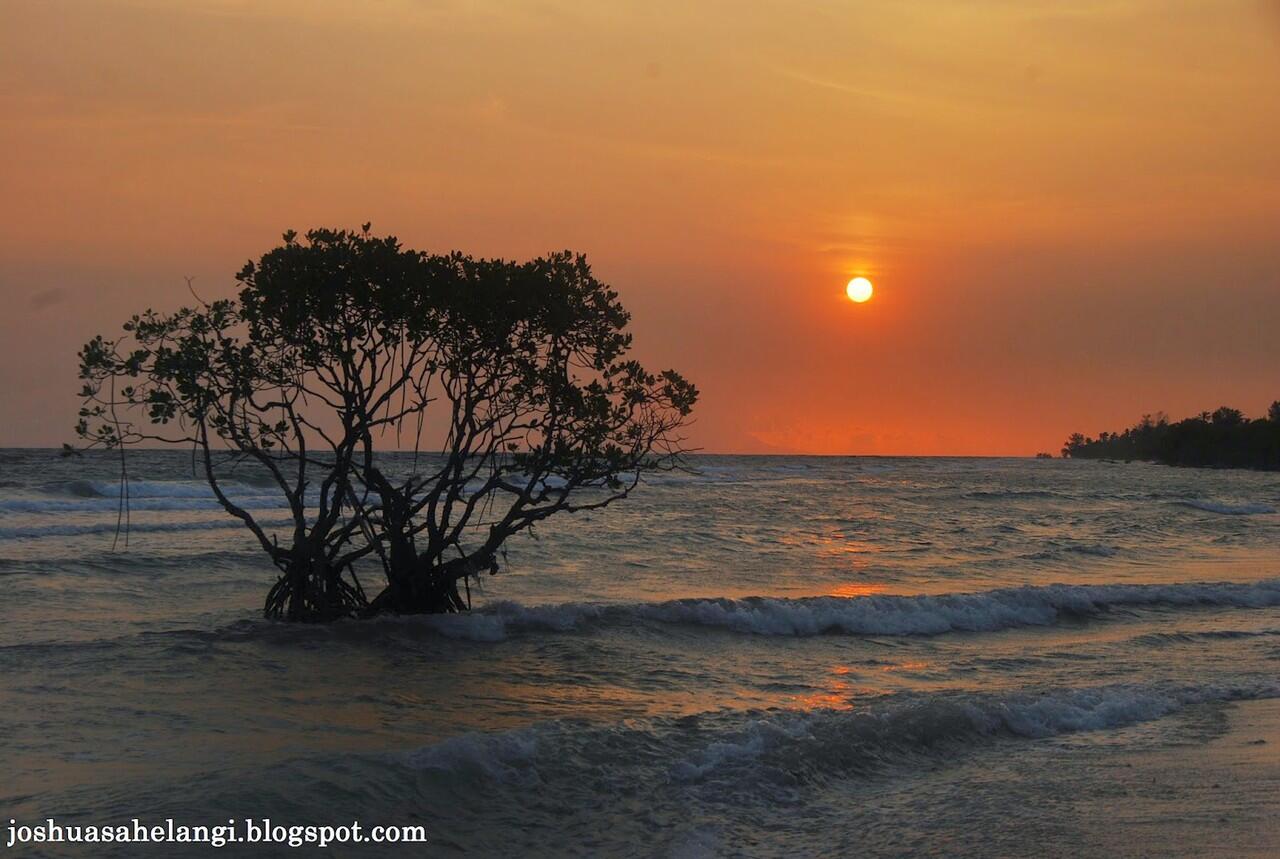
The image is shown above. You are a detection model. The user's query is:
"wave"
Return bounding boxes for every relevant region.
[1066,544,1119,556]
[61,478,110,497]
[48,479,234,499]
[404,680,1280,788]
[1131,628,1280,646]
[0,478,293,516]
[1025,542,1118,561]
[14,474,615,515]
[419,578,1280,641]
[0,517,298,540]
[17,578,1280,647]
[48,678,1277,857]
[0,546,267,577]
[0,496,292,515]
[1174,499,1276,515]
[963,489,1056,500]
[668,681,1277,783]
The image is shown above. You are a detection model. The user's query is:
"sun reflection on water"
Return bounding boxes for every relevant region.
[826,582,889,598]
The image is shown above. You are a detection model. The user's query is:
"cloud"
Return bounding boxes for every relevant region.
[29,287,67,310]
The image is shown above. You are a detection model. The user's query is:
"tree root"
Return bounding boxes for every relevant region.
[262,562,368,622]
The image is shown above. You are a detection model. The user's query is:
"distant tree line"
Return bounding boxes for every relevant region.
[1061,402,1280,470]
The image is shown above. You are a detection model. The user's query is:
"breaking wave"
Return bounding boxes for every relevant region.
[47,479,248,499]
[0,517,298,540]
[422,579,1280,641]
[403,680,1280,787]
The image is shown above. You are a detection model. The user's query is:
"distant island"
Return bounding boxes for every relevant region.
[1062,403,1280,471]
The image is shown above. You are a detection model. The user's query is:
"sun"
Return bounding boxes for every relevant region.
[846,277,874,303]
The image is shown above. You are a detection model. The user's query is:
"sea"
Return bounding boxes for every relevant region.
[3,450,1279,857]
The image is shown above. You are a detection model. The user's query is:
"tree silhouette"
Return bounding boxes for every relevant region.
[75,229,697,620]
[1061,403,1279,471]
[1211,406,1244,427]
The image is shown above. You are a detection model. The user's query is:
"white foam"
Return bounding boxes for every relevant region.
[67,479,247,499]
[0,495,291,515]
[0,517,299,540]
[428,579,1280,641]
[423,601,605,640]
[402,680,1280,785]
[672,680,1280,782]
[405,726,541,781]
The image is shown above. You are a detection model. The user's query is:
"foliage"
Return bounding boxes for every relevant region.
[1061,404,1280,470]
[75,228,697,620]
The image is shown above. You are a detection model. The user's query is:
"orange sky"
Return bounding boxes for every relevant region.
[3,0,1279,454]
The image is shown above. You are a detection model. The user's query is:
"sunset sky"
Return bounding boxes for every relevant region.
[3,0,1279,453]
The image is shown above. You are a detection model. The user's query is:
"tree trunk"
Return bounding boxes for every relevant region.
[363,551,497,616]
[263,549,366,622]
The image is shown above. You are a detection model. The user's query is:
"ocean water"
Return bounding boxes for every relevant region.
[3,450,1280,856]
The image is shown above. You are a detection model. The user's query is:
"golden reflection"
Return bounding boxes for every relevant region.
[792,690,855,710]
[792,670,880,711]
[880,660,931,673]
[815,534,883,570]
[827,582,888,598]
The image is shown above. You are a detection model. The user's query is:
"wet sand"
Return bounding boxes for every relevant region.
[805,699,1280,859]
[1075,698,1280,858]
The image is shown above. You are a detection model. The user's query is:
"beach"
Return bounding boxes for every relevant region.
[796,698,1280,859]
[1077,698,1280,858]
[2,450,1278,856]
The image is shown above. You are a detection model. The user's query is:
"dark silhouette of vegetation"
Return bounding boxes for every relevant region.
[1061,403,1280,470]
[74,228,697,621]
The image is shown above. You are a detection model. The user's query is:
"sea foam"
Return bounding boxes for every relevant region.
[420,578,1280,641]
[402,680,1280,786]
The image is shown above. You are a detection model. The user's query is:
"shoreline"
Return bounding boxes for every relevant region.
[1072,698,1280,857]
[837,697,1280,858]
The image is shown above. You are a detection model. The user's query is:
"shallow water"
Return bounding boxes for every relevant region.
[2,451,1279,856]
